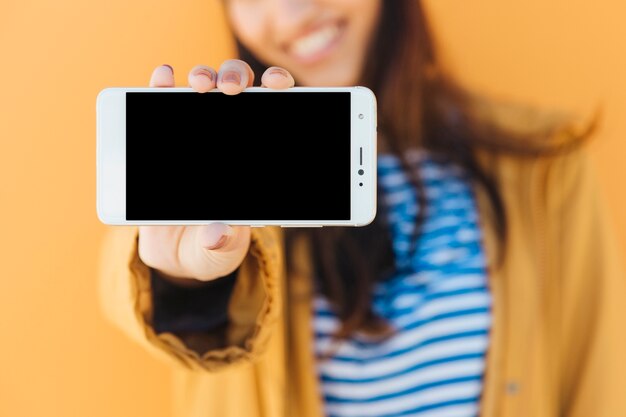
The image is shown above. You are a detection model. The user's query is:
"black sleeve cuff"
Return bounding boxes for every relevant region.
[150,268,238,334]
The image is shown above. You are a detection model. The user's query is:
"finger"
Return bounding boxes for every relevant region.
[261,66,295,89]
[188,65,217,93]
[139,224,251,282]
[216,59,255,96]
[150,64,175,87]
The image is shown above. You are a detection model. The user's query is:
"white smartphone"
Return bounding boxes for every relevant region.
[96,86,377,227]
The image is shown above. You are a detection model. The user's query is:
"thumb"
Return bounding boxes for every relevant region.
[197,222,237,251]
[181,223,251,281]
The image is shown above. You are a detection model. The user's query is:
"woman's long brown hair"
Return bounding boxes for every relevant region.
[233,0,598,341]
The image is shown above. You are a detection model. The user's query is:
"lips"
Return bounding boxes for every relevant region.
[287,21,345,65]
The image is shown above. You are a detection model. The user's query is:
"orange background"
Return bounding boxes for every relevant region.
[0,0,624,416]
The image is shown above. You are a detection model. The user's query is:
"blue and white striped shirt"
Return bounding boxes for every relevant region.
[313,149,492,417]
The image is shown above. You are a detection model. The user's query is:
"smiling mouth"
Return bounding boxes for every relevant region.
[287,20,346,65]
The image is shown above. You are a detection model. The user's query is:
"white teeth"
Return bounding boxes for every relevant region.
[291,24,340,59]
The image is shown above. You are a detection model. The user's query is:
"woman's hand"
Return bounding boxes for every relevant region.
[138,61,295,286]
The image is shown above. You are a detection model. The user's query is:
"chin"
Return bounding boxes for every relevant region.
[296,68,359,87]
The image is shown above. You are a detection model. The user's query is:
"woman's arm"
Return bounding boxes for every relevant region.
[97,225,285,372]
[548,145,626,416]
[95,61,293,371]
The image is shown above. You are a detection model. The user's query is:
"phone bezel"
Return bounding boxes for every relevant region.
[96,86,377,227]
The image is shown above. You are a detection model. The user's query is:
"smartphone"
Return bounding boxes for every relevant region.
[96,86,377,227]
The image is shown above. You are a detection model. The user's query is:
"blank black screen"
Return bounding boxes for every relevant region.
[126,91,350,220]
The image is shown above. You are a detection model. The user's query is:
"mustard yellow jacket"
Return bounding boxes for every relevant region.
[98,144,626,417]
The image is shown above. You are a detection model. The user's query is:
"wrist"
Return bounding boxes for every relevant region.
[151,268,214,288]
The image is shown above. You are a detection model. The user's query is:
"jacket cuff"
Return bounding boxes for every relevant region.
[126,226,283,372]
[150,267,237,334]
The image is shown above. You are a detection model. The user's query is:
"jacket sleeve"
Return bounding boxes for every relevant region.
[548,145,626,416]
[97,225,284,372]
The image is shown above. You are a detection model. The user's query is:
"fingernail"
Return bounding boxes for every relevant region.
[206,235,228,250]
[269,68,287,78]
[195,69,213,81]
[221,71,241,85]
[202,223,234,250]
[162,64,174,74]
